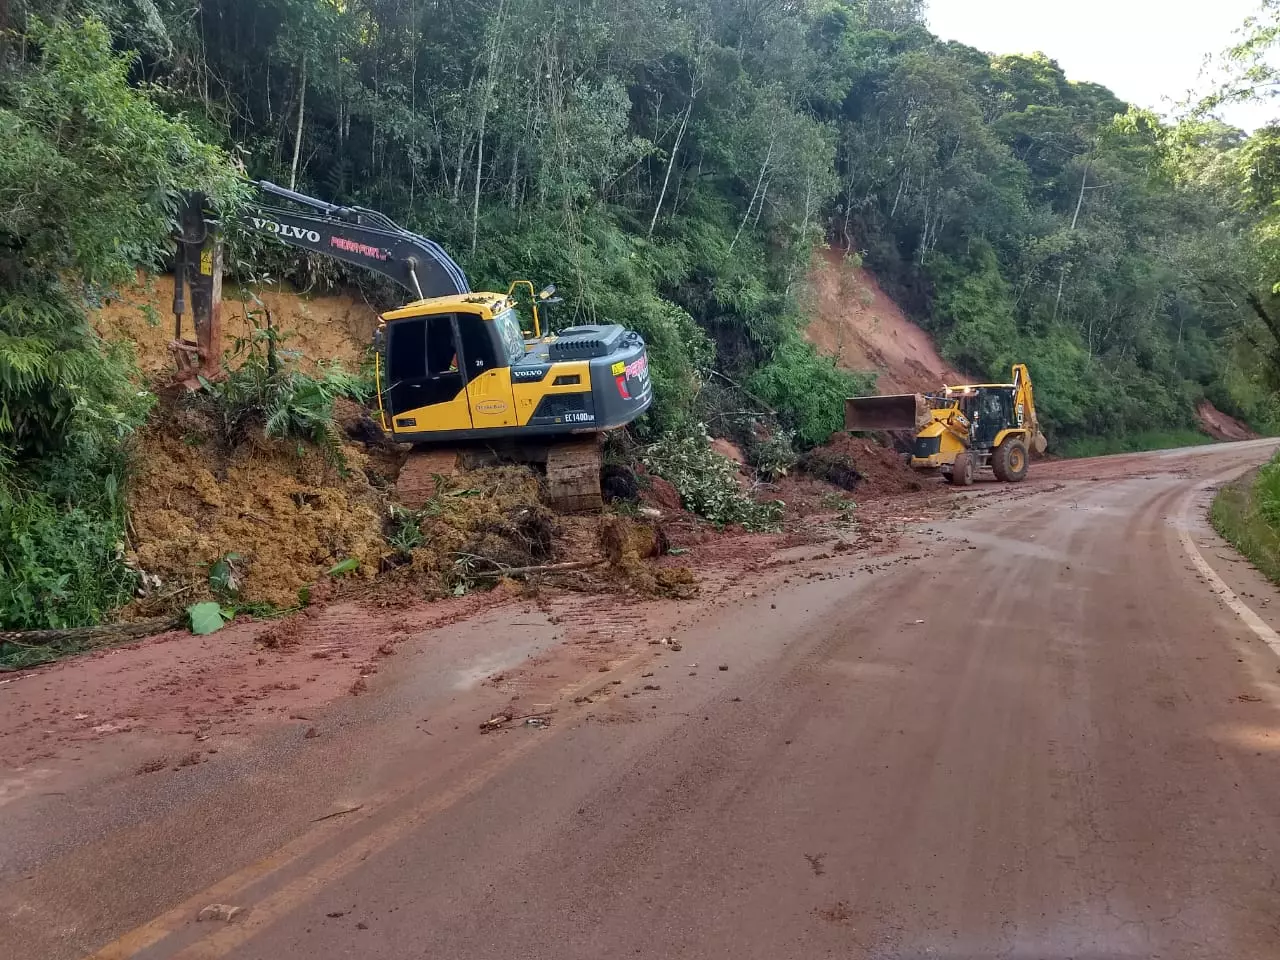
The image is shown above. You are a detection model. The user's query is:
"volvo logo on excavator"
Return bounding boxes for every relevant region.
[249,217,321,243]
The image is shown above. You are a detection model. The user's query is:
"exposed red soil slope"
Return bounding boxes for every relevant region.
[92,272,379,376]
[803,248,962,394]
[1196,400,1257,442]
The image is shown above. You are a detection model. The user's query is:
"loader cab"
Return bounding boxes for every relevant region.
[969,387,1017,449]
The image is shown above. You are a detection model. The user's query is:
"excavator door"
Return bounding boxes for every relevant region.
[383,313,474,436]
[457,309,518,429]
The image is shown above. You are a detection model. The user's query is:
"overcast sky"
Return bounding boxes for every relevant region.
[926,0,1273,131]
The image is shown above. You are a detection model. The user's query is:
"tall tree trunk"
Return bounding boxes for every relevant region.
[730,139,773,254]
[1053,158,1090,322]
[648,98,693,238]
[288,56,307,191]
[471,0,506,254]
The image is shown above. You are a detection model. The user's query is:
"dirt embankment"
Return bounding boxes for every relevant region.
[1196,400,1257,442]
[803,249,962,395]
[92,272,380,374]
[125,405,391,612]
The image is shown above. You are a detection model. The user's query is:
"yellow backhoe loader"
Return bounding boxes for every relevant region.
[844,364,1047,485]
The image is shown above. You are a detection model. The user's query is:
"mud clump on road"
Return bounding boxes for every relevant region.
[598,515,669,563]
[126,407,387,612]
[388,465,556,588]
[638,470,683,512]
[596,516,696,598]
[799,433,923,498]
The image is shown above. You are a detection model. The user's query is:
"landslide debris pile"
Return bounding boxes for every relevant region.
[125,403,676,613]
[126,406,388,611]
[799,433,922,498]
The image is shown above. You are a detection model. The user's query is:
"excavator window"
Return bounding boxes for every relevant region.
[425,318,460,375]
[456,313,500,375]
[388,319,427,382]
[492,308,527,363]
[385,315,467,414]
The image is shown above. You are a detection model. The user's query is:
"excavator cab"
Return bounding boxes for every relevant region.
[373,292,651,445]
[376,295,529,435]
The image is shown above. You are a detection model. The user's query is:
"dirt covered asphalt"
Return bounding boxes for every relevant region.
[5,440,1280,959]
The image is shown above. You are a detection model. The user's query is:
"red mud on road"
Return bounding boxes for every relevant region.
[0,591,509,771]
[0,443,1209,781]
[0,497,943,779]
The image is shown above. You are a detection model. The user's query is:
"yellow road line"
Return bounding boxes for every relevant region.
[85,650,647,960]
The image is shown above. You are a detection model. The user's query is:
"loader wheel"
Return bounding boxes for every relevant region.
[992,438,1029,483]
[947,453,974,486]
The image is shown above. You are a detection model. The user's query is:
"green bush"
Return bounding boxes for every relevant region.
[0,17,238,633]
[642,424,782,531]
[1212,456,1280,586]
[0,474,137,631]
[746,331,875,447]
[201,326,365,462]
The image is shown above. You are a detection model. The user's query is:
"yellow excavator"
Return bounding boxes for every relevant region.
[170,184,653,511]
[844,364,1047,485]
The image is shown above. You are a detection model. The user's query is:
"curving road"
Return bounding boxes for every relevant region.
[5,439,1280,960]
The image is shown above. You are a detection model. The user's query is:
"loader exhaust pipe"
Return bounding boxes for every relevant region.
[844,394,930,432]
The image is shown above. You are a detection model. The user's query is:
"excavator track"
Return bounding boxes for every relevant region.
[543,436,604,514]
[396,436,606,513]
[395,448,462,508]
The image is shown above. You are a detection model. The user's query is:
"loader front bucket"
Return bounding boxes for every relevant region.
[844,394,929,432]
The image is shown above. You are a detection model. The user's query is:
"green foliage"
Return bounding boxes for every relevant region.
[0,462,139,630]
[326,557,360,576]
[747,332,876,447]
[750,428,799,481]
[0,17,238,631]
[1211,455,1280,586]
[208,553,243,599]
[1056,430,1214,459]
[931,245,1020,379]
[201,325,363,462]
[642,426,782,531]
[385,504,427,557]
[0,18,243,288]
[0,286,154,459]
[187,601,232,635]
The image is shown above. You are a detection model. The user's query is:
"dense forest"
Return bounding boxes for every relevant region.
[5,0,1280,627]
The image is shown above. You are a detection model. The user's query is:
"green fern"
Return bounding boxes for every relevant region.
[202,322,363,465]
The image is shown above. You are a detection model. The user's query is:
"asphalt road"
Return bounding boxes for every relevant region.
[7,440,1280,960]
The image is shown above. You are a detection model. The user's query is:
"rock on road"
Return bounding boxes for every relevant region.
[5,440,1280,960]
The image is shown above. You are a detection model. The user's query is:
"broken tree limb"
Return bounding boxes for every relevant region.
[471,560,596,579]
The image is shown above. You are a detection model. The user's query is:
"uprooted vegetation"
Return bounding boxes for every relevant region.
[642,425,784,531]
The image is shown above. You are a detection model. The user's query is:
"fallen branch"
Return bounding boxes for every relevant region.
[0,617,182,650]
[480,709,554,733]
[472,560,597,579]
[708,369,777,415]
[310,804,364,823]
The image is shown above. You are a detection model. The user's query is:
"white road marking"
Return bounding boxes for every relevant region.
[1177,478,1280,659]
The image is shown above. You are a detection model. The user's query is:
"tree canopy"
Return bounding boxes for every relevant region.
[5,0,1277,443]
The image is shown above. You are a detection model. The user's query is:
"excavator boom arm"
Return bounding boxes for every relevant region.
[170,183,470,384]
[238,182,470,300]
